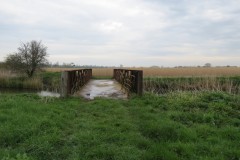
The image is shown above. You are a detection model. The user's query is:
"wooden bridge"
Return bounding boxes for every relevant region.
[60,69,143,98]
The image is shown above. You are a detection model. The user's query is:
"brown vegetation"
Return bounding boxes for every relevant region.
[134,67,240,77]
[45,67,240,77]
[0,70,17,78]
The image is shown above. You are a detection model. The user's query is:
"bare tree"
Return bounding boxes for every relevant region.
[5,40,48,77]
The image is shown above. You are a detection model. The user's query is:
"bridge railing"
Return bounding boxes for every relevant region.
[113,69,143,96]
[61,69,92,97]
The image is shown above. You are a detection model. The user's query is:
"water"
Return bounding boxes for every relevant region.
[38,91,60,98]
[76,79,128,100]
[0,88,60,98]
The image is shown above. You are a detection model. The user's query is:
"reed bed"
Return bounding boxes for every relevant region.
[0,70,17,78]
[44,67,77,72]
[92,68,113,78]
[22,77,42,90]
[0,76,42,90]
[45,67,114,78]
[144,76,240,94]
[45,67,240,77]
[135,67,240,77]
[0,70,57,91]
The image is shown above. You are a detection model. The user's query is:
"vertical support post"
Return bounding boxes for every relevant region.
[113,69,117,79]
[132,70,143,96]
[61,71,69,97]
[136,70,143,96]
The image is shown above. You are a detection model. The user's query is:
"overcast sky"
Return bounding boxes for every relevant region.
[0,0,240,67]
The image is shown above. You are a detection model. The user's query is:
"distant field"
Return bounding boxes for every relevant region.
[45,67,240,77]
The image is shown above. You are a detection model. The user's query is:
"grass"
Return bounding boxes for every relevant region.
[144,76,240,94]
[0,91,239,159]
[38,71,61,92]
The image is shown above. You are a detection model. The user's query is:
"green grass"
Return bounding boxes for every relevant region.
[0,92,239,159]
[38,71,61,91]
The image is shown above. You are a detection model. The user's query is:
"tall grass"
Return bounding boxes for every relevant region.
[45,67,114,78]
[0,70,17,78]
[144,76,240,94]
[0,76,42,90]
[40,72,61,92]
[92,68,113,79]
[138,67,240,77]
[0,69,60,91]
[45,67,240,77]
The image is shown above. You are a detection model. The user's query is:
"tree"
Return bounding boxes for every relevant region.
[5,40,48,77]
[0,61,6,69]
[204,63,211,67]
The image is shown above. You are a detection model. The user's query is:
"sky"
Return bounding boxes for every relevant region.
[0,0,240,67]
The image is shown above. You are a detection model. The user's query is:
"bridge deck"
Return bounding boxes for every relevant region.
[75,79,128,100]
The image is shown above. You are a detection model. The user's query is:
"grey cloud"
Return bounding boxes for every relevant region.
[0,0,239,66]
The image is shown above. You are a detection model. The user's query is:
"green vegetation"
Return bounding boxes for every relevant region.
[0,76,42,90]
[0,71,60,91]
[144,76,240,94]
[0,92,239,159]
[39,71,61,91]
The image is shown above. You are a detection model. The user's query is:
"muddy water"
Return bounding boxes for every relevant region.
[0,88,60,98]
[76,80,127,100]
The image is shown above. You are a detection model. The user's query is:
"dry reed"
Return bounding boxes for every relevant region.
[133,67,240,77]
[144,77,240,94]
[0,70,17,78]
[44,67,240,77]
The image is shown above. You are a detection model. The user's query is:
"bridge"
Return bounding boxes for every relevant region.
[60,69,143,99]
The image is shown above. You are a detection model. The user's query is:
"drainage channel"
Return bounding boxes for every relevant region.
[75,79,128,100]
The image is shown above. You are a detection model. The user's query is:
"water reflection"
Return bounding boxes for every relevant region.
[38,91,60,98]
[0,88,60,98]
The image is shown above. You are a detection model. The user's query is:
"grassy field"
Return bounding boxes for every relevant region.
[0,92,239,160]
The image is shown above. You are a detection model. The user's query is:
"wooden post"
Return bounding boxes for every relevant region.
[61,71,69,97]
